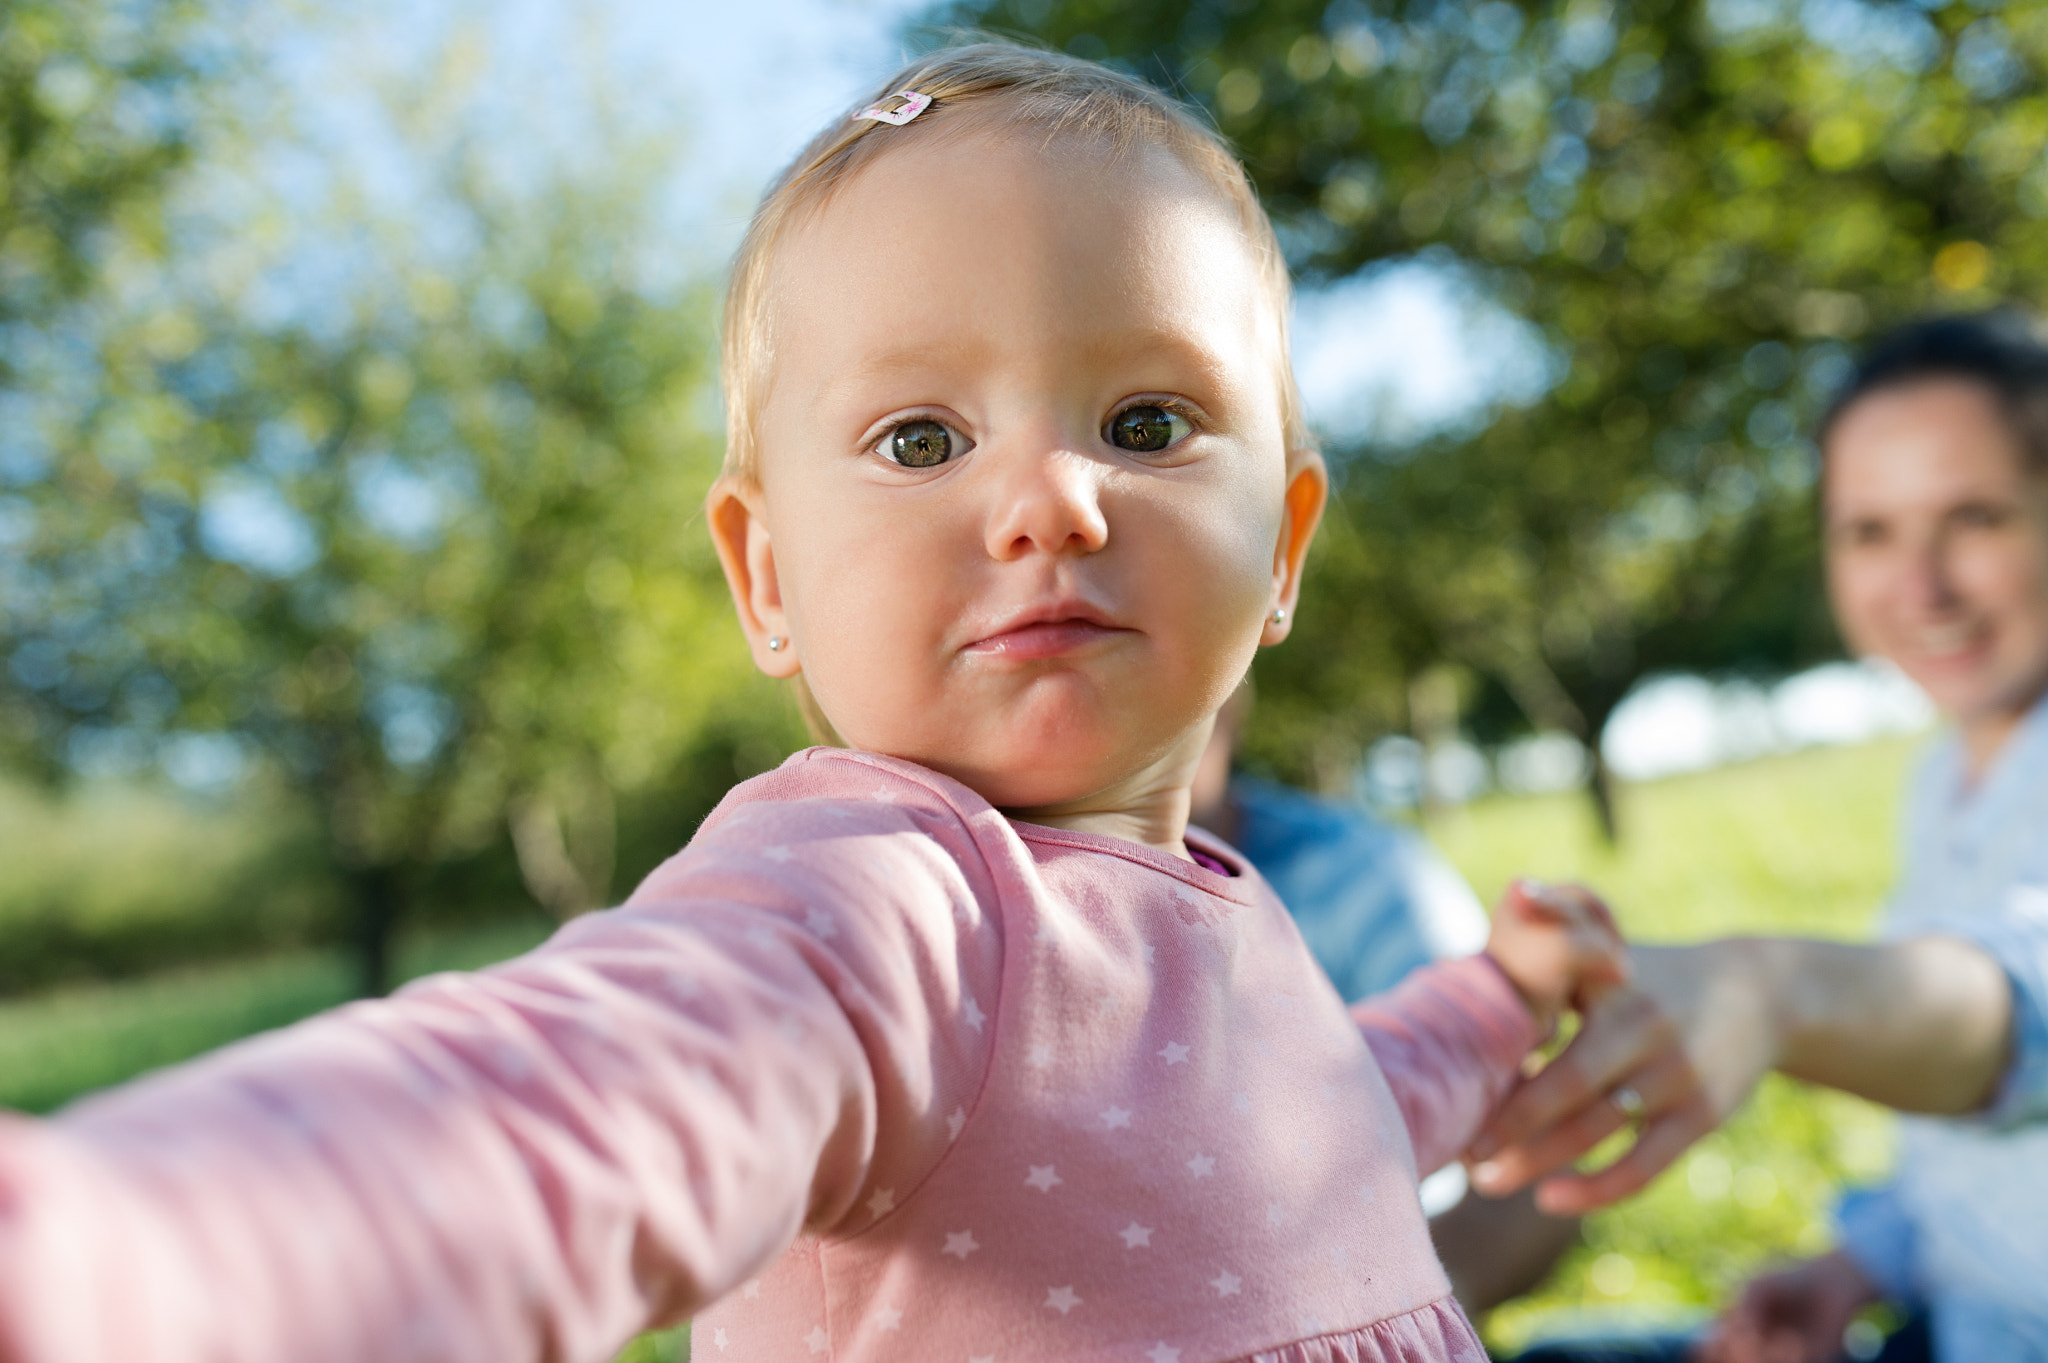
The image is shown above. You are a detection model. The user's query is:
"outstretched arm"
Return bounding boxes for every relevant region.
[0,779,1000,1363]
[1470,935,2014,1214]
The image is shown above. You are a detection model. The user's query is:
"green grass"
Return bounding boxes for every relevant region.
[0,738,1926,1362]
[0,775,340,993]
[0,920,554,1114]
[1425,738,1919,1353]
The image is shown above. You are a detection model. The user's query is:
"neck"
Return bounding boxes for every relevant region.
[1002,734,1206,859]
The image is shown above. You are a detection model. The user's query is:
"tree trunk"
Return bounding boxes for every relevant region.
[1586,748,1621,845]
[351,865,402,998]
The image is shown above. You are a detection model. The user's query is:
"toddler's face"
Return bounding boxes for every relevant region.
[712,126,1322,812]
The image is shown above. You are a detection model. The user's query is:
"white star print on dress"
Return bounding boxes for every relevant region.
[866,1187,896,1218]
[1025,1043,1053,1068]
[1210,1270,1242,1297]
[1185,1153,1215,1178]
[1100,1105,1132,1130]
[962,996,986,1032]
[1044,1285,1081,1315]
[1266,1202,1287,1226]
[946,1106,967,1141]
[761,845,794,862]
[1157,1041,1190,1066]
[942,1230,980,1259]
[803,908,838,939]
[804,1324,829,1353]
[873,1304,903,1331]
[1231,1091,1251,1114]
[741,1280,760,1298]
[1025,1164,1062,1192]
[1118,1222,1153,1248]
[1148,1343,1183,1363]
[712,1327,729,1352]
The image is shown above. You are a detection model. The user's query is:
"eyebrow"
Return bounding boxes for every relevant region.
[816,325,1246,407]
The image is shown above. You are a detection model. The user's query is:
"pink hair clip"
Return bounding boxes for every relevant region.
[855,89,932,127]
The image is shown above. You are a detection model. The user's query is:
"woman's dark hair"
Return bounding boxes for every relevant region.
[1820,309,2048,475]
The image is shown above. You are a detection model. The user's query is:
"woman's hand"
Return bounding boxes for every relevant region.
[1467,940,1780,1215]
[1466,932,2012,1215]
[1694,1251,1881,1363]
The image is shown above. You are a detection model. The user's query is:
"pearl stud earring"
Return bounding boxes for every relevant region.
[1268,607,1287,626]
[767,636,786,652]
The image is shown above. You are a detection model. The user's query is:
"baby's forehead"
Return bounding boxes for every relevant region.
[765,124,1276,348]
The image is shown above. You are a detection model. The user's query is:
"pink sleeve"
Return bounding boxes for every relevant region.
[1350,954,1542,1175]
[0,761,1002,1363]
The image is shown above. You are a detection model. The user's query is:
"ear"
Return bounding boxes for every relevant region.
[1262,449,1328,646]
[706,474,801,677]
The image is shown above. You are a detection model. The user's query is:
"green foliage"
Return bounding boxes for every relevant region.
[922,0,2031,808]
[0,13,798,989]
[0,0,218,346]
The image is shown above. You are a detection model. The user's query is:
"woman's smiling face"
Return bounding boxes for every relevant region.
[708,126,1323,815]
[1825,376,2048,767]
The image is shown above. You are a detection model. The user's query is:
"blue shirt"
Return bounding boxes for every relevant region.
[1837,692,2048,1360]
[1223,776,1490,1004]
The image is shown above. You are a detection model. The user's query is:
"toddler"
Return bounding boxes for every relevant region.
[0,44,1627,1363]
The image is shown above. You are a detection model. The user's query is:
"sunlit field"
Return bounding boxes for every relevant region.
[0,737,1920,1360]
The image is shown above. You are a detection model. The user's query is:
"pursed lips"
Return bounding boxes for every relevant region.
[961,602,1132,660]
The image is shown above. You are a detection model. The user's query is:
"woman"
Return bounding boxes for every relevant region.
[1481,312,2048,1363]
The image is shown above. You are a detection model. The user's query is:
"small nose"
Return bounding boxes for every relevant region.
[982,445,1110,561]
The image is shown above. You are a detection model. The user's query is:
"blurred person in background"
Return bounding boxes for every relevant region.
[1482,311,2048,1363]
[1191,685,1583,1313]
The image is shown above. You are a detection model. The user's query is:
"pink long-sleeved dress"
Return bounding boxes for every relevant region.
[0,748,1537,1363]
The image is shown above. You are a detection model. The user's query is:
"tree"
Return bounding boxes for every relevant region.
[929,0,2035,831]
[2,14,775,993]
[0,0,225,768]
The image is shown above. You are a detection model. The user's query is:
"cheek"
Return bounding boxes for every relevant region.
[1148,478,1280,608]
[1967,534,2048,635]
[1141,489,1285,696]
[774,491,940,671]
[1826,551,1896,650]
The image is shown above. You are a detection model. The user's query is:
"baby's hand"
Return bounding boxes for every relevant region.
[1486,878,1631,1034]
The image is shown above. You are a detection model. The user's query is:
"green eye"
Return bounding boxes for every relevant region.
[887,419,958,468]
[1107,405,1192,453]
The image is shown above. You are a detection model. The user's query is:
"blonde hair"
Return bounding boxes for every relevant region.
[718,40,1313,484]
